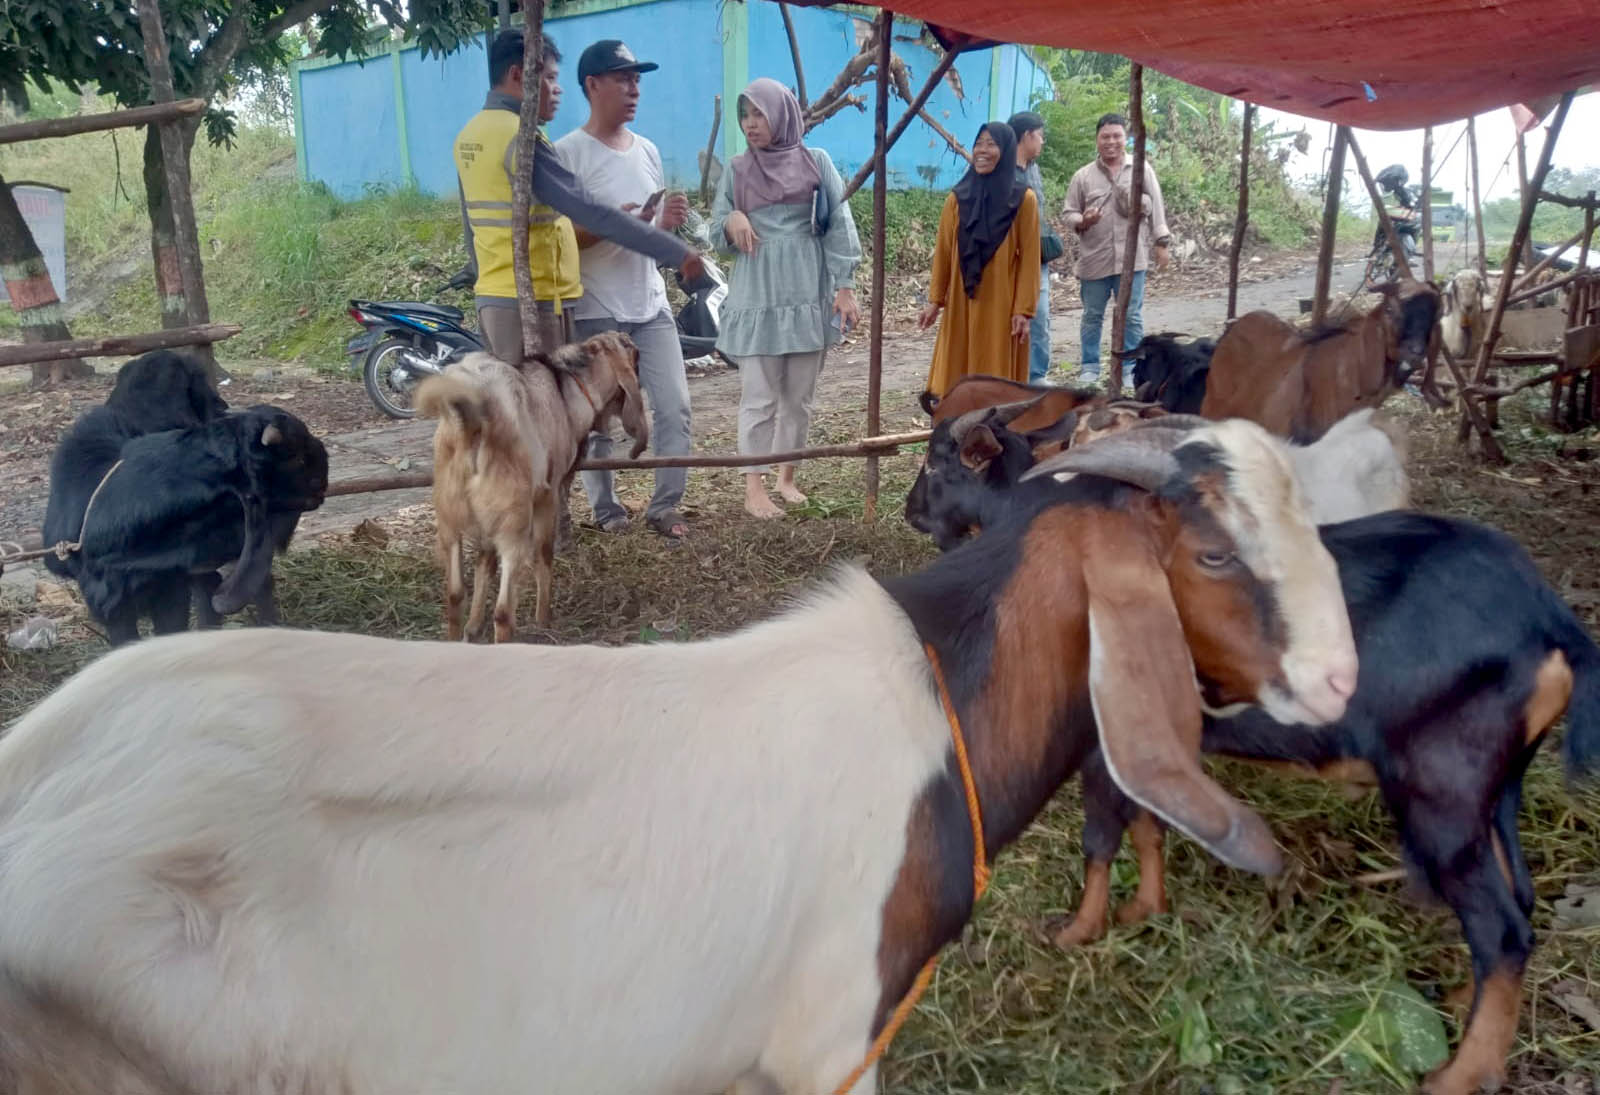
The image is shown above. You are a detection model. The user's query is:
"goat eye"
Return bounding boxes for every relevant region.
[1198,550,1235,569]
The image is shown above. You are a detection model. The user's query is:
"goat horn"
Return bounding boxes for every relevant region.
[988,395,1046,428]
[260,424,283,446]
[1021,433,1183,492]
[947,395,1039,442]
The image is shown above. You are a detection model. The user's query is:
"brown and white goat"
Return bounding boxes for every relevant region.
[416,332,647,638]
[1201,278,1441,442]
[0,419,1356,1095]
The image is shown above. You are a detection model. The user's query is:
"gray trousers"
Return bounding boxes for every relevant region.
[575,309,692,523]
[735,350,825,474]
[476,299,575,367]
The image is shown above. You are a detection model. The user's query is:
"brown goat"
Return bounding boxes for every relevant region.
[1201,279,1441,442]
[923,376,1102,436]
[416,332,648,639]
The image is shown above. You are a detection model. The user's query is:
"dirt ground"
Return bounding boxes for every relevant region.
[0,248,1374,548]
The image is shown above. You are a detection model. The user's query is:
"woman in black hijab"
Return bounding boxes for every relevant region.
[919,121,1042,397]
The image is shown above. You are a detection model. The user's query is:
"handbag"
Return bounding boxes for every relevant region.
[1040,226,1066,265]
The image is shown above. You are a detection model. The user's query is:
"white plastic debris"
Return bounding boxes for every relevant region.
[6,616,59,652]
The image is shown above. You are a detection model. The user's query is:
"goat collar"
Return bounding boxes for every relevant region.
[830,642,989,1095]
[556,367,601,417]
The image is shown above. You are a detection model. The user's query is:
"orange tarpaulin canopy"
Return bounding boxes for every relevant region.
[796,0,1599,130]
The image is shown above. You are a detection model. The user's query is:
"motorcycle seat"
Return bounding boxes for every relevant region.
[374,301,466,322]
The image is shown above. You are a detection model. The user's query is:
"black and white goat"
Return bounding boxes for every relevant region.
[0,418,1355,1095]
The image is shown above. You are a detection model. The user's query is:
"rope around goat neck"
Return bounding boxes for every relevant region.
[829,642,990,1095]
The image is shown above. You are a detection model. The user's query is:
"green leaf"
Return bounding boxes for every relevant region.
[1334,982,1449,1081]
[1178,996,1215,1069]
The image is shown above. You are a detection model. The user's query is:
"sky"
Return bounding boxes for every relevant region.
[1256,90,1600,209]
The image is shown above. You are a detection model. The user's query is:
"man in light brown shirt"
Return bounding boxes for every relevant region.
[1062,112,1171,382]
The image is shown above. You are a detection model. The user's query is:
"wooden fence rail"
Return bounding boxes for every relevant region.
[0,325,242,369]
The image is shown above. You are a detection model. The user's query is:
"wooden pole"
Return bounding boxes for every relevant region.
[136,0,213,371]
[779,3,809,110]
[510,1,547,362]
[1311,127,1348,327]
[864,8,892,521]
[322,431,937,498]
[1579,193,1596,273]
[699,95,722,207]
[1515,130,1535,268]
[0,323,242,368]
[1468,116,1487,278]
[1420,125,1434,282]
[840,46,959,202]
[1108,62,1144,394]
[1345,129,1414,282]
[0,99,205,146]
[1226,102,1254,320]
[1511,226,1585,292]
[1463,91,1574,444]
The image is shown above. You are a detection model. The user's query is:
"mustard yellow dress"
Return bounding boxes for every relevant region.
[924,189,1041,398]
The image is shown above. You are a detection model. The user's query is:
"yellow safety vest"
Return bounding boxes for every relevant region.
[453,110,580,305]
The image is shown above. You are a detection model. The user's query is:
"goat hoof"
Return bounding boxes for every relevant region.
[1114,896,1167,927]
[1421,1059,1505,1095]
[1049,915,1106,949]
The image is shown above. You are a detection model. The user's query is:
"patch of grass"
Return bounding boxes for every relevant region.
[2,392,1597,1093]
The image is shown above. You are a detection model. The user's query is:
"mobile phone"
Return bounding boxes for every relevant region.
[640,188,667,218]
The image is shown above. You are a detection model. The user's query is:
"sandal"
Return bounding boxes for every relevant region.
[646,509,690,540]
[596,513,631,534]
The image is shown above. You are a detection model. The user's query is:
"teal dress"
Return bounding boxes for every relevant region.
[710,147,863,359]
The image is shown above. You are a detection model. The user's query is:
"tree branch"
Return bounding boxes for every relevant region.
[778,3,807,110]
[262,0,341,49]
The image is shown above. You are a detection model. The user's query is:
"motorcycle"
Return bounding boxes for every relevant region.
[1359,162,1423,291]
[345,268,483,420]
[346,219,728,420]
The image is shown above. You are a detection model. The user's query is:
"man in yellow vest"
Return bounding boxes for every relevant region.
[454,31,703,365]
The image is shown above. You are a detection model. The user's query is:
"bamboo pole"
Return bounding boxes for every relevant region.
[1226,103,1254,320]
[0,324,242,369]
[1345,129,1414,282]
[0,99,205,146]
[864,8,893,522]
[322,431,936,499]
[1511,226,1585,292]
[699,95,722,206]
[1108,62,1144,394]
[1420,126,1434,282]
[1311,127,1348,327]
[1462,91,1575,448]
[840,46,959,202]
[509,1,547,362]
[1468,117,1487,279]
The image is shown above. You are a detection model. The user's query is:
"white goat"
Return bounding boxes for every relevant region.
[0,420,1358,1095]
[1288,407,1410,524]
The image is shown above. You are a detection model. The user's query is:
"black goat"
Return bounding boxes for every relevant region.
[43,351,229,588]
[903,401,1077,551]
[54,405,328,644]
[1059,511,1600,1095]
[909,413,1600,1093]
[1128,332,1215,413]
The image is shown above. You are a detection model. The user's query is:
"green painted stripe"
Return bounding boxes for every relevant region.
[465,200,513,209]
[292,63,308,182]
[392,50,413,184]
[721,0,749,165]
[989,48,1002,123]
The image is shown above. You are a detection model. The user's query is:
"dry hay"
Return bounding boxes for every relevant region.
[1,400,1597,1093]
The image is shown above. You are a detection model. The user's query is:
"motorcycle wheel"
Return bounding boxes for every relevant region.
[363,337,426,420]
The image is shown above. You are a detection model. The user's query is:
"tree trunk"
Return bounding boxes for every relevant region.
[0,173,91,385]
[142,121,219,376]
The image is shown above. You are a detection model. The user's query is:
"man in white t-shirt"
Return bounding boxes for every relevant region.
[555,39,693,541]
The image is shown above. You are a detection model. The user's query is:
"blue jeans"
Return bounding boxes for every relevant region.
[1028,274,1051,383]
[1079,270,1145,380]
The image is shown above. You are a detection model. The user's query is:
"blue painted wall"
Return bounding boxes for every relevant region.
[293,0,1050,199]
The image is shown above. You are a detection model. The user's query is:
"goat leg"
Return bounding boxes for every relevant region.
[495,542,525,642]
[253,572,281,627]
[1114,810,1170,926]
[1052,860,1111,948]
[191,573,224,628]
[444,535,467,642]
[467,548,496,641]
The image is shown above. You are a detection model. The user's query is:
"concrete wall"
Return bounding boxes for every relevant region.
[292,0,1050,199]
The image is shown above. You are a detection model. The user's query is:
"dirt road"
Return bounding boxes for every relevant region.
[0,254,1371,547]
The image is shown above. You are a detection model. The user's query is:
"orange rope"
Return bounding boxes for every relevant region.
[830,643,989,1095]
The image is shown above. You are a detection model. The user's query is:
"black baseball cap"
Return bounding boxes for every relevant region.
[577,39,658,85]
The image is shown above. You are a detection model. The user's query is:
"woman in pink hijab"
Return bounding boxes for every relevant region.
[712,77,862,519]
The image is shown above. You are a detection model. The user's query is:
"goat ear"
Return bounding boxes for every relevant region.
[958,425,1003,471]
[260,423,283,446]
[1078,517,1283,877]
[1021,410,1078,452]
[605,348,650,460]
